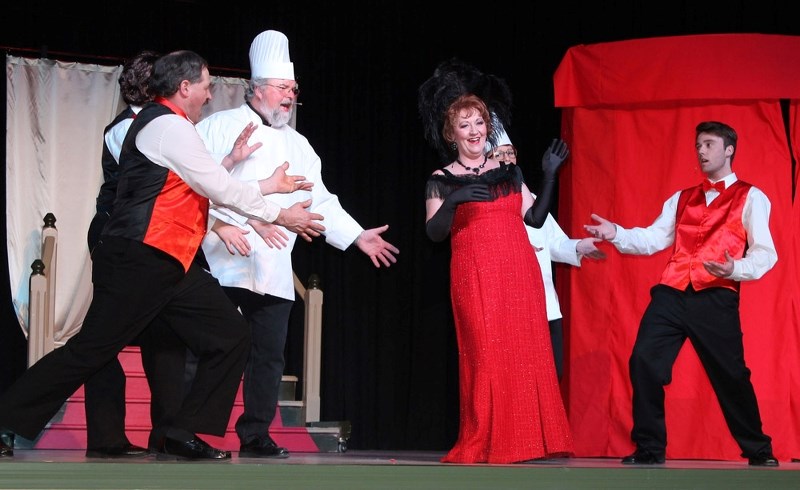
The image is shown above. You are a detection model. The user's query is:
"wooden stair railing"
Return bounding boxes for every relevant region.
[293,272,323,424]
[27,212,57,367]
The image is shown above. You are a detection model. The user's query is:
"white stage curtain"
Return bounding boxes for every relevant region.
[5,55,245,343]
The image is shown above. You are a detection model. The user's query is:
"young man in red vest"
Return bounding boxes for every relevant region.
[585,121,778,467]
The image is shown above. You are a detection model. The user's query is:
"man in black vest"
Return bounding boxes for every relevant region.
[0,50,325,460]
[83,49,158,459]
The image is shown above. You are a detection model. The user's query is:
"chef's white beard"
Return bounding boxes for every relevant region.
[265,106,293,128]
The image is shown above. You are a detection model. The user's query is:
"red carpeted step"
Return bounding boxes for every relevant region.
[32,346,321,452]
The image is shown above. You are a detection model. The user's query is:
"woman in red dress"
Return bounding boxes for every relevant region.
[422,90,573,464]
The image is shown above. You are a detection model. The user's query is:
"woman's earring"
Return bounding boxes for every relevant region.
[449,141,457,151]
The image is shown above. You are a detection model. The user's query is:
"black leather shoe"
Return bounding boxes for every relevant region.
[86,443,149,459]
[0,432,13,458]
[157,435,231,461]
[748,453,779,467]
[621,449,665,465]
[239,438,290,459]
[0,441,12,458]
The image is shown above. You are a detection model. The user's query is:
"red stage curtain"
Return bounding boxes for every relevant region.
[553,34,800,461]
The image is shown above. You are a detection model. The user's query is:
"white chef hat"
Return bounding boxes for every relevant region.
[494,126,513,147]
[485,113,513,153]
[249,30,295,80]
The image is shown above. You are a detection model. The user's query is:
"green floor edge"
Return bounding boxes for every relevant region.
[1,463,798,490]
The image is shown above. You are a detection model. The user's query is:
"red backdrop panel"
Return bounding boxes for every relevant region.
[554,34,800,461]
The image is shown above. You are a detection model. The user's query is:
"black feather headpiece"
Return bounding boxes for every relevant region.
[417,58,513,163]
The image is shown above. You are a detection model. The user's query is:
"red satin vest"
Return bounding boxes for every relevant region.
[659,180,751,292]
[142,98,208,271]
[104,98,209,272]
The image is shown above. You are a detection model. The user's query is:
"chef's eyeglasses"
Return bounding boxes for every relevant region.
[264,83,300,96]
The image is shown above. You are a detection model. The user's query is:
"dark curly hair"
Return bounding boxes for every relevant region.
[119,50,160,106]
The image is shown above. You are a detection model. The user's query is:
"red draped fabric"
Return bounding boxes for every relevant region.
[553,34,800,461]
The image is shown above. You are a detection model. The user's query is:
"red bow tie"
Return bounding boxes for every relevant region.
[702,180,726,193]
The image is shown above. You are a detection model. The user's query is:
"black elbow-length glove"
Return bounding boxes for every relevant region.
[524,138,569,228]
[426,184,491,242]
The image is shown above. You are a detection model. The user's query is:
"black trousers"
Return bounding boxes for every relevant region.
[629,284,772,458]
[0,237,249,440]
[84,213,196,449]
[82,317,189,449]
[223,287,293,445]
[549,318,564,381]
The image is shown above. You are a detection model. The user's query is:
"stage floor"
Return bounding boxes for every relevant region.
[1,449,799,489]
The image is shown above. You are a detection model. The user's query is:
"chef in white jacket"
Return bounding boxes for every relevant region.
[196,30,399,458]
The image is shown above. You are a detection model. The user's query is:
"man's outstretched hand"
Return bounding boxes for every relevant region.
[223,122,263,170]
[261,161,314,195]
[583,213,617,241]
[355,225,399,268]
[274,199,325,242]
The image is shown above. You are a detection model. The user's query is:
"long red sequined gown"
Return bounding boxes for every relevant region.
[427,165,572,464]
